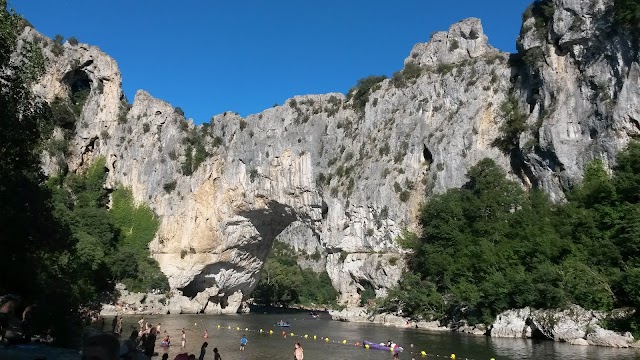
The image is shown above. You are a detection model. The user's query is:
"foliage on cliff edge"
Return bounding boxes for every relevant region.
[381,143,640,335]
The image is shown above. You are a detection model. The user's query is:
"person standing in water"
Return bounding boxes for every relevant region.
[111,316,118,334]
[199,342,208,360]
[203,330,208,339]
[116,316,123,336]
[181,329,186,349]
[294,342,304,360]
[240,334,247,351]
[213,347,222,360]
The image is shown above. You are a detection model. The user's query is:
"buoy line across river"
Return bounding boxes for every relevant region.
[205,321,497,360]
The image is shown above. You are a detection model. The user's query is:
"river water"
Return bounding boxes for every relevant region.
[111,311,640,360]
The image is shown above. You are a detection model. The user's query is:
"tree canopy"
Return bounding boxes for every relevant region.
[382,145,640,333]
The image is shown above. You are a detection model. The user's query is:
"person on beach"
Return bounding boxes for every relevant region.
[0,296,19,343]
[112,316,118,333]
[181,329,186,348]
[213,347,222,360]
[21,303,35,342]
[294,342,304,360]
[240,334,247,351]
[203,329,208,339]
[143,327,157,358]
[119,330,138,360]
[117,316,123,336]
[199,342,208,360]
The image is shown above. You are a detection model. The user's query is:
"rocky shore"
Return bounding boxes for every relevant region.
[329,305,640,348]
[100,285,250,316]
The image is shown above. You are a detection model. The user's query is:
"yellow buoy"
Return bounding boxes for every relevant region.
[313,335,317,340]
[236,327,240,331]
[342,340,346,344]
[290,333,294,336]
[451,354,456,359]
[245,328,248,331]
[217,324,220,328]
[269,330,273,334]
[304,334,308,338]
[421,351,426,356]
[325,337,329,342]
[390,347,394,352]
[228,326,231,329]
[365,344,370,349]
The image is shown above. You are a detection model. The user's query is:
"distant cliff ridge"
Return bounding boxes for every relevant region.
[22,0,640,313]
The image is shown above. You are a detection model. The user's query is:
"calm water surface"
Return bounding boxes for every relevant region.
[114,312,640,360]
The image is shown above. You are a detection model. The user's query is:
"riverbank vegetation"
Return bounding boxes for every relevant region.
[0,2,166,343]
[380,144,640,335]
[253,241,337,308]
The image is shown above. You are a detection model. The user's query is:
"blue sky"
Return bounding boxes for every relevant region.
[13,0,530,123]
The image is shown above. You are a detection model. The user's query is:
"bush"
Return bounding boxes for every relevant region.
[492,94,527,153]
[391,62,423,88]
[67,36,79,46]
[346,75,386,113]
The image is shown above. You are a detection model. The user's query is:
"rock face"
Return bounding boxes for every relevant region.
[490,305,638,348]
[21,0,640,313]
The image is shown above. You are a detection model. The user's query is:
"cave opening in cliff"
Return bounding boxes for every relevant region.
[62,69,92,114]
[357,280,376,307]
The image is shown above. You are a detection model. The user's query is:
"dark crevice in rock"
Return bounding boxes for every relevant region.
[629,116,640,132]
[423,144,433,169]
[79,59,93,68]
[321,200,328,219]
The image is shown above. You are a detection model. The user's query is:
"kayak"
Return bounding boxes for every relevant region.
[362,340,403,352]
[274,322,291,327]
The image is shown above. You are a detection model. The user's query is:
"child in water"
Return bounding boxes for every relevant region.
[240,334,247,351]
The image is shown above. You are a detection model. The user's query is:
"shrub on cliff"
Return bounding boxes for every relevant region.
[346,75,386,114]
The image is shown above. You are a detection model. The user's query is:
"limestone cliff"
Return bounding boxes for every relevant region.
[21,0,640,313]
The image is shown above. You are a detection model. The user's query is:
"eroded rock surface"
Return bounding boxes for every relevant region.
[23,0,640,314]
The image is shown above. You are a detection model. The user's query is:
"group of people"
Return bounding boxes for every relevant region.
[115,318,224,360]
[82,332,222,360]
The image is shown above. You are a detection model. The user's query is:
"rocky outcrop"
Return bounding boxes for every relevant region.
[489,305,640,348]
[21,0,640,315]
[490,308,533,338]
